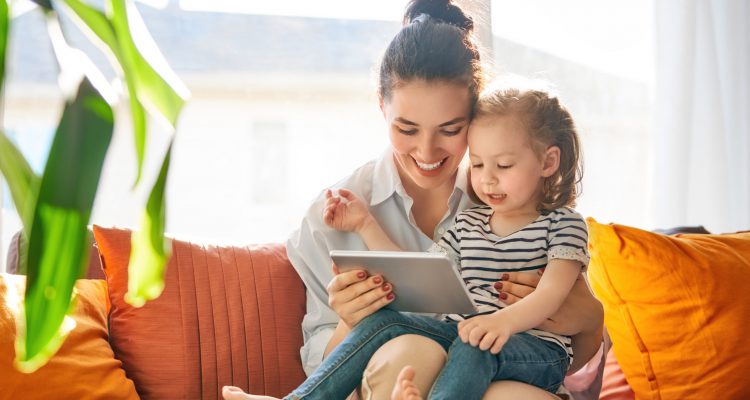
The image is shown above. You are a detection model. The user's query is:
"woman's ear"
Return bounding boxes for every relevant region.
[378,95,385,115]
[541,146,560,178]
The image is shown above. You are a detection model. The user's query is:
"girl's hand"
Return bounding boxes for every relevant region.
[494,270,602,336]
[323,188,373,233]
[327,263,395,328]
[457,313,513,354]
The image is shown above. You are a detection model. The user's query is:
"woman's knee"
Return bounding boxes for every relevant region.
[359,335,447,400]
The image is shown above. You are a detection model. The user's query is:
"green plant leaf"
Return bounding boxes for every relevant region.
[0,0,8,92]
[29,0,53,10]
[15,77,114,373]
[126,140,172,307]
[60,0,187,188]
[0,132,40,236]
[109,0,187,128]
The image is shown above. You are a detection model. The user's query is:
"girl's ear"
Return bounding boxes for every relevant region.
[541,146,560,178]
[378,95,385,115]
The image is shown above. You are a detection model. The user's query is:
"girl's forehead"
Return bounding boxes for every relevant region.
[469,116,534,149]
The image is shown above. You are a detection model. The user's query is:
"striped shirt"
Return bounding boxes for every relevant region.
[429,205,589,360]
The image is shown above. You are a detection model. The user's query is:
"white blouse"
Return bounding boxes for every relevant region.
[286,148,475,375]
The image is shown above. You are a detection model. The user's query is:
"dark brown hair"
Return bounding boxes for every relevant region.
[469,83,583,211]
[378,0,484,108]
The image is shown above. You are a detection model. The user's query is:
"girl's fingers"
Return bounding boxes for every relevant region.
[468,326,486,347]
[478,331,496,351]
[490,336,506,354]
[338,188,355,200]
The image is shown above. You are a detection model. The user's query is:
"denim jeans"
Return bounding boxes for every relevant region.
[286,309,569,400]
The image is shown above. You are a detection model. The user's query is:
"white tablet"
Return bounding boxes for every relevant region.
[330,250,477,314]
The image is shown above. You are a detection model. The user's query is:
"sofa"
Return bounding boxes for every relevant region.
[2,221,749,400]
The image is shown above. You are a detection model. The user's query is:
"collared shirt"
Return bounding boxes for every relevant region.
[286,148,475,375]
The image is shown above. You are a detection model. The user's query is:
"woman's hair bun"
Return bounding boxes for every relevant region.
[403,0,474,33]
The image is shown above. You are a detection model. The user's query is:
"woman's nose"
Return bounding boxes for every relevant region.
[416,134,437,160]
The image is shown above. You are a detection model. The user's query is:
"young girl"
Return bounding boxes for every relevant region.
[234,83,589,400]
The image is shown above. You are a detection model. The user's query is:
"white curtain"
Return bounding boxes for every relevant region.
[653,0,750,233]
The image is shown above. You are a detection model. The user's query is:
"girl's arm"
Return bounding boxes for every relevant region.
[490,259,582,333]
[324,188,402,251]
[357,214,402,251]
[496,271,604,373]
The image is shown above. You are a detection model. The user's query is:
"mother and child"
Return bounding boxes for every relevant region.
[224,0,603,399]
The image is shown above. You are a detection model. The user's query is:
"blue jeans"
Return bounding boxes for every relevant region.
[286,309,569,400]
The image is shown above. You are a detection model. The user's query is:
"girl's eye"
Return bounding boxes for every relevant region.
[498,164,513,169]
[398,127,418,135]
[471,163,483,169]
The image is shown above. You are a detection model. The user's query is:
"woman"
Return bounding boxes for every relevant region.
[224,1,603,399]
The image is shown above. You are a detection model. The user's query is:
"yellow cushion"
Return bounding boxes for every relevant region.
[0,273,139,399]
[586,219,750,400]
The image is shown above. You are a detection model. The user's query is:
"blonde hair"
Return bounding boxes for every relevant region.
[468,80,583,211]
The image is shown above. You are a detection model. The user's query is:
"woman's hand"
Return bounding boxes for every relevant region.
[494,270,603,336]
[323,188,372,233]
[327,264,395,328]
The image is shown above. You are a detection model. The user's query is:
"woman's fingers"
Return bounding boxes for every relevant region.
[326,269,367,294]
[346,287,395,326]
[327,271,394,326]
[494,271,541,305]
[504,271,542,287]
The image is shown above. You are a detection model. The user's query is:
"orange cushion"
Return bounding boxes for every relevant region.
[92,225,307,400]
[0,274,139,399]
[586,219,750,400]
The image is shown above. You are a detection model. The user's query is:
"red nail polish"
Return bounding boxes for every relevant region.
[499,292,508,300]
[373,276,382,284]
[501,273,509,281]
[357,271,366,279]
[382,284,390,291]
[494,282,503,290]
[387,293,395,300]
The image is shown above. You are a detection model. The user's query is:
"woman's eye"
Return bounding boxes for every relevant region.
[498,164,513,169]
[441,128,462,136]
[398,128,418,135]
[471,164,483,169]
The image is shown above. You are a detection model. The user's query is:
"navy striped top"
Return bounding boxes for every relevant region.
[429,205,590,361]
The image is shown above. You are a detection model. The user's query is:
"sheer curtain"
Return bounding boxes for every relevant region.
[653,0,750,233]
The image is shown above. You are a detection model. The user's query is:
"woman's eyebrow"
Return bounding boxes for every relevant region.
[439,117,466,127]
[395,117,418,126]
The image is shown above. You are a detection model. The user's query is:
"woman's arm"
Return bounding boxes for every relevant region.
[324,320,352,358]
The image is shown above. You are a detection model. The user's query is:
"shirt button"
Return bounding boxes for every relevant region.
[438,227,446,234]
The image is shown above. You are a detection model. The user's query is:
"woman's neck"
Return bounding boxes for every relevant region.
[396,162,457,237]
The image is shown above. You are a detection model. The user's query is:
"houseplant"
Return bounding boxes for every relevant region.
[0,0,187,372]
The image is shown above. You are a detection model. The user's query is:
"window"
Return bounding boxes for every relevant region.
[491,0,655,228]
[1,0,655,268]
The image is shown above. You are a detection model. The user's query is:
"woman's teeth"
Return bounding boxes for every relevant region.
[415,158,445,171]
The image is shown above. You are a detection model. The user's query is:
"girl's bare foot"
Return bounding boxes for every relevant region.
[391,366,423,400]
[222,386,280,400]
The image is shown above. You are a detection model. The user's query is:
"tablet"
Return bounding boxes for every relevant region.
[330,250,477,314]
